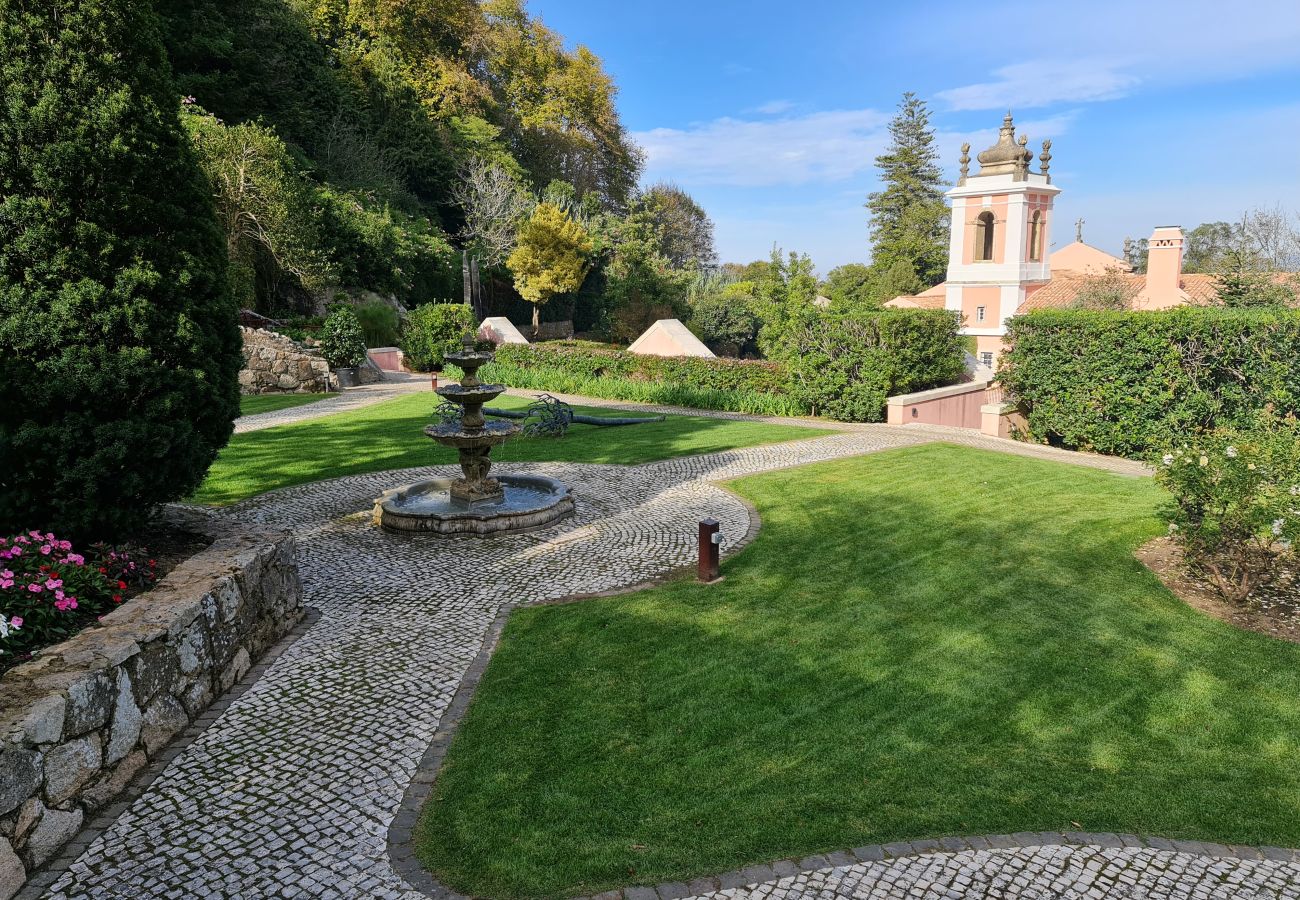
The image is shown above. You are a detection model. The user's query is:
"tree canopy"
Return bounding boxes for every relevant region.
[866,93,949,288]
[0,0,240,538]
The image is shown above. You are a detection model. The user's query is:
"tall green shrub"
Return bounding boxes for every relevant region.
[1001,309,1300,456]
[781,309,965,421]
[403,303,476,370]
[0,0,240,539]
[318,306,368,368]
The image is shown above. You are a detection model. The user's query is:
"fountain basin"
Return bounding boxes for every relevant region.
[375,474,574,536]
[436,383,507,406]
[424,420,516,449]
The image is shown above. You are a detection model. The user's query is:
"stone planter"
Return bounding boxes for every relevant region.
[333,366,360,388]
[0,512,303,899]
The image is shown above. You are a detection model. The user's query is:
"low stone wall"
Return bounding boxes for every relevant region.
[239,326,334,394]
[0,514,304,899]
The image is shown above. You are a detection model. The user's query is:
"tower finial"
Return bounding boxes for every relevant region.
[1076,217,1085,243]
[958,142,971,185]
[1039,139,1053,183]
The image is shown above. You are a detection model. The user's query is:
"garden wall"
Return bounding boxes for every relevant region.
[239,326,334,394]
[1000,308,1300,457]
[0,514,303,899]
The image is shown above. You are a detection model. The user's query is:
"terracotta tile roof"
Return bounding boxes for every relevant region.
[885,282,947,309]
[1021,272,1291,311]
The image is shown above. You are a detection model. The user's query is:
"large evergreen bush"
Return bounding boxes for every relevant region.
[0,0,240,538]
[1001,308,1300,456]
[779,309,965,421]
[402,303,476,371]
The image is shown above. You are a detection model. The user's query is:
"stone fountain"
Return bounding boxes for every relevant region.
[375,336,574,535]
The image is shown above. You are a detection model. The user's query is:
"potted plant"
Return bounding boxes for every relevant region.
[319,305,368,388]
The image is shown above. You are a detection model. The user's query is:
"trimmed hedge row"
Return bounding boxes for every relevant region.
[493,341,790,394]
[474,308,964,422]
[1000,308,1300,457]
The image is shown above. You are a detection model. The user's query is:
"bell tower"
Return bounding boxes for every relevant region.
[944,113,1059,367]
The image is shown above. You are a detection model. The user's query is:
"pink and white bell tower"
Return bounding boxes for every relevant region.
[945,113,1059,368]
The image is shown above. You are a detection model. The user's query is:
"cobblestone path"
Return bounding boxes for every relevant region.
[35,429,1284,900]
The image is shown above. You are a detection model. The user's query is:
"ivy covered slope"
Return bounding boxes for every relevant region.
[160,0,642,312]
[0,0,240,538]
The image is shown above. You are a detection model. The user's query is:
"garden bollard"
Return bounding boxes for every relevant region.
[430,373,439,391]
[698,518,721,583]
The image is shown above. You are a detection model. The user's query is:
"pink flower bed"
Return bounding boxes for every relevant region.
[0,530,158,669]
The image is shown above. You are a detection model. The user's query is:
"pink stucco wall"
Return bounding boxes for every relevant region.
[962,286,1001,330]
[886,383,988,429]
[367,348,404,371]
[961,196,1009,266]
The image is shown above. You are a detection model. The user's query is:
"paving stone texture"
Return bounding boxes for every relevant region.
[32,403,1272,899]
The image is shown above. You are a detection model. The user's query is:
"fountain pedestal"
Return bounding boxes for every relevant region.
[375,338,574,536]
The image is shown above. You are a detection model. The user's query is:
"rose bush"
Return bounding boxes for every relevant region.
[0,532,158,667]
[1155,412,1300,603]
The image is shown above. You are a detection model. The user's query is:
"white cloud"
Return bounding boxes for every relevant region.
[752,99,796,115]
[938,60,1138,111]
[633,108,893,187]
[931,0,1300,111]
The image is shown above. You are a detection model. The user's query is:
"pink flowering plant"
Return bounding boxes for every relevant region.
[1155,411,1300,603]
[0,531,158,669]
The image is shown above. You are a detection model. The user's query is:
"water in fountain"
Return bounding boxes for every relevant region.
[375,335,574,536]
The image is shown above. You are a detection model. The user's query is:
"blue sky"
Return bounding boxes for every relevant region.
[534,0,1300,272]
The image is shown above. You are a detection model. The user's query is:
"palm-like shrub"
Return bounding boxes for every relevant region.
[0,0,239,539]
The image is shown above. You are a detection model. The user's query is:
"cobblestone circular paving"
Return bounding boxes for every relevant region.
[33,426,1290,900]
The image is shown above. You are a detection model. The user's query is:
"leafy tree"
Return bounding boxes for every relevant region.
[638,182,716,269]
[484,0,642,207]
[183,103,335,309]
[319,305,368,367]
[866,92,949,287]
[869,259,925,306]
[1214,248,1299,308]
[403,302,476,370]
[823,263,876,308]
[690,290,760,357]
[0,0,240,539]
[753,248,821,358]
[603,209,692,343]
[1182,222,1235,273]
[1071,268,1140,310]
[507,203,593,336]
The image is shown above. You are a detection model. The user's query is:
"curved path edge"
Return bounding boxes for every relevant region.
[387,485,765,898]
[381,476,1294,900]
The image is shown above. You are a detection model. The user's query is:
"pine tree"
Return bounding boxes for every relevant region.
[0,0,240,538]
[866,92,949,287]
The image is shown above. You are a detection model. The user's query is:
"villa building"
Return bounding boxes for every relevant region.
[886,113,1218,368]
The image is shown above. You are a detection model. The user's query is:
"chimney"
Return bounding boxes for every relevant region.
[1140,225,1186,309]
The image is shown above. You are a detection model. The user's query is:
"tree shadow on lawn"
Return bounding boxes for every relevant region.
[418,445,1300,898]
[194,395,822,505]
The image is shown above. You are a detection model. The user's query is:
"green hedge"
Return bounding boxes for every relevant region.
[479,342,797,416]
[403,303,476,371]
[473,309,964,422]
[780,309,965,421]
[1000,308,1300,456]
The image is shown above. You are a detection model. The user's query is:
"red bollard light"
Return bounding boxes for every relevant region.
[698,518,721,583]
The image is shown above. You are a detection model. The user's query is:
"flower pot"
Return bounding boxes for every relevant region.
[334,366,360,388]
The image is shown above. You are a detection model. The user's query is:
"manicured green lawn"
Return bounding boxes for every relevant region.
[196,393,822,505]
[417,444,1300,898]
[238,393,329,417]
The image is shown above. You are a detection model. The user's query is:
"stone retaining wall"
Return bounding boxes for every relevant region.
[239,326,334,394]
[0,514,304,899]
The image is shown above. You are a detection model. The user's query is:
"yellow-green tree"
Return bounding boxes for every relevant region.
[507,203,592,336]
